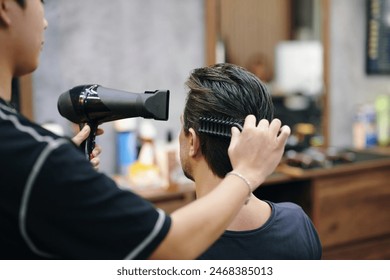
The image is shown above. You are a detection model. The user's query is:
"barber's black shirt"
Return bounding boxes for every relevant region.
[0,98,171,259]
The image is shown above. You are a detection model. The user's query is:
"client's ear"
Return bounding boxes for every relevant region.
[188,128,201,157]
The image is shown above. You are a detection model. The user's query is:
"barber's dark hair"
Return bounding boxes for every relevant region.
[15,0,25,7]
[183,63,274,178]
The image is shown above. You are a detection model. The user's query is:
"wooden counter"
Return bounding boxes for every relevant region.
[131,183,196,214]
[114,176,196,214]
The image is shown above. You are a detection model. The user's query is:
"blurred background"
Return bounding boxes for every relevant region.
[11,0,390,259]
[27,0,204,175]
[13,0,390,175]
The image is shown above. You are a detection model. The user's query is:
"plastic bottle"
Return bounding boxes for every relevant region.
[353,104,377,149]
[128,120,162,188]
[375,95,390,146]
[114,119,137,177]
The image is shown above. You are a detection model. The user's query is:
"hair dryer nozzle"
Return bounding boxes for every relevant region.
[144,90,170,121]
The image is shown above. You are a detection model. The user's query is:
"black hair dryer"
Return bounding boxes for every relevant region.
[57,84,170,159]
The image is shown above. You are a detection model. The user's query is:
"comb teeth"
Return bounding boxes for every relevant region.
[199,116,243,138]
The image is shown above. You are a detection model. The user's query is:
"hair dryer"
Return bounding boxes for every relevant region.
[57,84,170,159]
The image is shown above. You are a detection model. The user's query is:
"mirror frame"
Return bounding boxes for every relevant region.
[204,0,330,146]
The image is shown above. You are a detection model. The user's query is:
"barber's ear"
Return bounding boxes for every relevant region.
[188,128,200,157]
[0,0,12,26]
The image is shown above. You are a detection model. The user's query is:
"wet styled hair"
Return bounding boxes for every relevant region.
[183,63,274,178]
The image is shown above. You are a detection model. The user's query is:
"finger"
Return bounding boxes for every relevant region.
[72,125,90,146]
[257,119,270,129]
[90,157,100,170]
[243,115,257,129]
[96,128,104,136]
[92,144,102,158]
[277,125,291,146]
[269,118,282,135]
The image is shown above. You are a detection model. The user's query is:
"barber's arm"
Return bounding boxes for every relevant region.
[149,116,290,259]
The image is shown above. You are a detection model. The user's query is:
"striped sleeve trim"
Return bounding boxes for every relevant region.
[124,208,167,260]
[19,138,69,258]
[1,105,68,258]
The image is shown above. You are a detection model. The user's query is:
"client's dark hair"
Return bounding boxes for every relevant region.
[183,63,274,178]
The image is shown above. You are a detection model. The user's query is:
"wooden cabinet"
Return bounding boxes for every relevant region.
[312,166,390,249]
[310,165,390,259]
[257,150,390,259]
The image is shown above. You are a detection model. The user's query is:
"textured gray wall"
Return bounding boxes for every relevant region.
[33,0,204,175]
[329,0,390,147]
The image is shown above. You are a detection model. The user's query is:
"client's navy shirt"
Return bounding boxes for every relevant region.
[198,201,322,260]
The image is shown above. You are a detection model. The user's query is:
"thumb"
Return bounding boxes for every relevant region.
[72,125,90,146]
[229,126,240,151]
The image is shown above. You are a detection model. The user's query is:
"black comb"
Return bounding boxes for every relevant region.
[199,116,243,138]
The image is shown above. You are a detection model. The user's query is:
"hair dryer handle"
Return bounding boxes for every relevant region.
[79,122,98,160]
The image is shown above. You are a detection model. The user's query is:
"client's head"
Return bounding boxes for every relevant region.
[181,63,274,180]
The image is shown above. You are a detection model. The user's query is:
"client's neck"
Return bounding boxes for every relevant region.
[194,163,272,232]
[193,164,221,199]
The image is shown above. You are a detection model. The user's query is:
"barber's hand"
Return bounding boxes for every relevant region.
[228,116,290,190]
[72,125,104,170]
[88,145,102,170]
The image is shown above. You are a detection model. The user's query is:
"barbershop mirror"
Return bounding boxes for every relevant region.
[205,0,329,148]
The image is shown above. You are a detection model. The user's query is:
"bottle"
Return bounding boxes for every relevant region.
[353,104,377,149]
[128,120,162,188]
[114,119,138,177]
[363,104,377,148]
[166,131,180,190]
[375,95,390,146]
